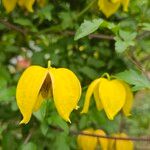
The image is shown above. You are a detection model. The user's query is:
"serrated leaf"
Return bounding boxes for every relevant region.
[115,69,150,91]
[115,30,137,53]
[74,18,104,40]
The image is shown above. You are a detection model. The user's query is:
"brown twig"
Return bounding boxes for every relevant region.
[64,31,114,40]
[0,18,27,36]
[23,129,34,144]
[50,125,150,142]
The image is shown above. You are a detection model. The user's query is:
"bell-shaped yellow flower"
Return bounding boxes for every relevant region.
[16,61,81,124]
[77,129,97,150]
[108,133,134,150]
[77,128,108,150]
[98,0,130,18]
[18,0,35,12]
[2,0,17,13]
[81,74,133,120]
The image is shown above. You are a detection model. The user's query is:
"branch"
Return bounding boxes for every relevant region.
[50,125,150,142]
[0,18,27,36]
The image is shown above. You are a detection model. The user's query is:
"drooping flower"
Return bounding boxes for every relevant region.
[2,0,18,13]
[77,128,108,150]
[108,133,134,150]
[98,0,130,18]
[16,61,81,124]
[2,0,46,13]
[81,73,133,120]
[18,0,36,12]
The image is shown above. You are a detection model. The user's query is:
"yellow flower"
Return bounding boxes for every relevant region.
[2,0,18,13]
[108,133,134,150]
[18,0,36,12]
[16,61,81,124]
[81,73,133,120]
[98,0,130,18]
[2,0,46,13]
[77,128,108,150]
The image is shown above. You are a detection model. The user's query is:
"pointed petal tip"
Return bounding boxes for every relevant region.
[67,118,71,124]
[75,105,80,110]
[80,110,87,114]
[19,118,29,125]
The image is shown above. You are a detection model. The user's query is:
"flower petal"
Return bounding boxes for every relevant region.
[18,0,25,7]
[16,66,48,124]
[95,129,108,150]
[25,0,36,12]
[122,82,133,116]
[81,79,101,114]
[98,0,120,18]
[93,83,103,111]
[77,129,97,150]
[116,133,134,150]
[2,0,17,13]
[49,68,81,122]
[33,93,44,112]
[99,79,126,120]
[121,0,130,11]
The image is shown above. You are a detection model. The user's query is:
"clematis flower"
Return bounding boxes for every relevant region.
[81,73,133,120]
[18,0,36,12]
[16,61,81,124]
[98,0,130,18]
[77,128,108,150]
[2,0,46,13]
[2,0,17,13]
[108,133,134,150]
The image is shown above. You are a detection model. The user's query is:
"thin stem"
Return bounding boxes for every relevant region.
[49,125,150,142]
[102,73,110,80]
[48,60,51,68]
[76,0,97,19]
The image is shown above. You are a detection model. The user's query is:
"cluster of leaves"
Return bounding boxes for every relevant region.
[0,0,150,149]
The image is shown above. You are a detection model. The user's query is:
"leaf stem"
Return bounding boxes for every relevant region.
[102,73,111,80]
[76,0,97,19]
[48,60,51,68]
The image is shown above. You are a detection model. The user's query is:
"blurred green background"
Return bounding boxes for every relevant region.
[0,0,150,149]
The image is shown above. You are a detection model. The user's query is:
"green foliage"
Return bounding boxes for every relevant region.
[74,19,104,40]
[0,0,150,149]
[116,69,150,91]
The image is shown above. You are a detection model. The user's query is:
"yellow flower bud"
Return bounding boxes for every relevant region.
[108,133,134,150]
[77,129,108,150]
[77,129,97,150]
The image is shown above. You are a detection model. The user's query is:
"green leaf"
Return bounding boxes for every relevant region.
[74,18,104,40]
[14,18,32,26]
[54,132,70,150]
[115,30,137,53]
[79,66,99,80]
[37,5,53,21]
[33,100,47,122]
[141,23,150,31]
[50,113,69,134]
[40,122,49,135]
[115,69,150,91]
[21,142,37,150]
